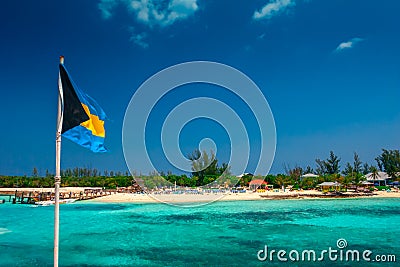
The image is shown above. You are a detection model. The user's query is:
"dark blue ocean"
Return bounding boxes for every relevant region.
[0,198,399,266]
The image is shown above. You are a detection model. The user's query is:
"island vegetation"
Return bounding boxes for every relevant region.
[1,149,399,190]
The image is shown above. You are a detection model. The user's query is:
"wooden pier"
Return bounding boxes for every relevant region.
[0,187,121,204]
[0,191,37,204]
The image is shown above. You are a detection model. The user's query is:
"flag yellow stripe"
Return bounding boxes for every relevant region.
[80,104,105,138]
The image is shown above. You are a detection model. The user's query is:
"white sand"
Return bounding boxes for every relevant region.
[3,187,399,204]
[87,189,400,204]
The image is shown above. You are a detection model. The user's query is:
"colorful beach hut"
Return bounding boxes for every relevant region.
[318,181,341,193]
[249,179,273,192]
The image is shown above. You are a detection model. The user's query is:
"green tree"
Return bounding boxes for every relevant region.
[369,166,380,182]
[284,164,303,183]
[375,149,400,179]
[353,152,362,174]
[326,151,341,174]
[188,149,219,185]
[316,151,341,175]
[274,174,289,188]
[300,177,316,189]
[32,167,38,177]
[239,174,253,187]
[218,163,231,175]
[342,153,363,185]
[338,175,351,191]
[304,165,314,174]
[342,163,353,176]
[264,174,275,184]
[315,159,326,175]
[362,163,370,175]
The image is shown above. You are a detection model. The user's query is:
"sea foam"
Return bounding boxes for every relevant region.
[0,228,11,235]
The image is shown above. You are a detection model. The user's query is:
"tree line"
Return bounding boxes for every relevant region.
[160,148,400,189]
[267,149,400,190]
[0,168,135,189]
[1,149,399,190]
[30,167,130,179]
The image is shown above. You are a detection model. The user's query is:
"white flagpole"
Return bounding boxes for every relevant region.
[54,55,64,267]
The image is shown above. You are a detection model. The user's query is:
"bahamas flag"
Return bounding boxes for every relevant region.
[58,62,107,152]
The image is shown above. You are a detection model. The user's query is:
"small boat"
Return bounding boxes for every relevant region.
[35,199,77,206]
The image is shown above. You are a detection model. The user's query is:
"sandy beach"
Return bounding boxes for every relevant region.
[2,187,399,205]
[86,189,400,204]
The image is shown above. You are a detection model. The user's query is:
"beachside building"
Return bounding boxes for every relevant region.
[364,172,395,186]
[318,181,341,193]
[300,173,319,181]
[237,173,253,178]
[249,179,273,191]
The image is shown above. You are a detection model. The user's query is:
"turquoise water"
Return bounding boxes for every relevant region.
[0,198,399,266]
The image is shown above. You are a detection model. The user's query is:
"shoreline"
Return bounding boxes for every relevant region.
[2,187,399,205]
[85,190,400,204]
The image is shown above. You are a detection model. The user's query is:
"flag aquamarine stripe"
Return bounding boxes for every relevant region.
[62,125,107,153]
[60,64,107,152]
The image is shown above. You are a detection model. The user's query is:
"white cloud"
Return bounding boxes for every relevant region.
[253,0,295,20]
[335,37,364,52]
[257,33,266,39]
[98,0,118,19]
[130,31,149,48]
[98,0,199,47]
[131,0,198,27]
[99,0,199,27]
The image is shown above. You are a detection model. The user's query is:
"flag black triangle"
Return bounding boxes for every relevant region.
[59,64,89,134]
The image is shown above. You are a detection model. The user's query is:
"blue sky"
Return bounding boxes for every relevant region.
[0,0,399,176]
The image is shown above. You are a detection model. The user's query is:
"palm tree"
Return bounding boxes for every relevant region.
[340,175,351,192]
[370,166,379,185]
[274,174,289,190]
